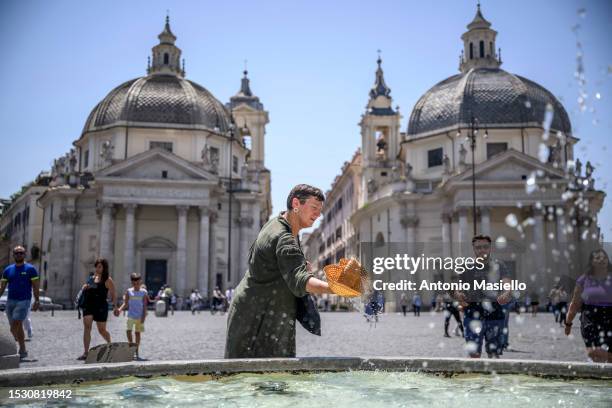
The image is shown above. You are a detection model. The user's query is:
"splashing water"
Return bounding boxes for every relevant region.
[541,103,554,141]
[525,172,537,194]
[505,214,518,228]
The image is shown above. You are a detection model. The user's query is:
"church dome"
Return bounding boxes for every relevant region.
[407,68,571,137]
[81,74,232,135]
[408,5,571,137]
[81,17,232,136]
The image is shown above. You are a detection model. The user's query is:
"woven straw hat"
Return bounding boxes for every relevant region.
[324,258,366,298]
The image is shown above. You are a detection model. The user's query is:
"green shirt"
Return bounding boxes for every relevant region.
[224,214,314,358]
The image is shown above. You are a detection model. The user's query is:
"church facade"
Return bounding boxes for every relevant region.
[1,18,272,306]
[304,5,605,311]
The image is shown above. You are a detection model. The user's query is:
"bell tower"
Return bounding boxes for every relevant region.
[359,54,402,198]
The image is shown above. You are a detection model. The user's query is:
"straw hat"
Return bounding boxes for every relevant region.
[324,258,367,298]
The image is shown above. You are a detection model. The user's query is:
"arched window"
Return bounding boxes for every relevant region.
[163,53,169,64]
[469,43,474,59]
[479,41,485,58]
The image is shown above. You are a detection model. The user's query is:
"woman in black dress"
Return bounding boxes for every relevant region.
[77,258,118,360]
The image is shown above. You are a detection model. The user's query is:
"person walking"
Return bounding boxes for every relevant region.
[225,184,333,358]
[77,258,118,360]
[530,291,540,317]
[190,289,203,315]
[557,286,568,327]
[564,248,612,363]
[549,286,561,323]
[400,293,408,317]
[116,273,148,360]
[0,245,40,360]
[412,294,422,317]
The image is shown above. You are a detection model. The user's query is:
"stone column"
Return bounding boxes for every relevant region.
[457,208,468,252]
[123,203,137,291]
[555,208,569,278]
[176,206,189,297]
[60,202,80,302]
[532,209,546,291]
[237,215,254,281]
[198,206,210,295]
[208,211,218,298]
[441,213,452,280]
[480,206,491,236]
[99,203,113,260]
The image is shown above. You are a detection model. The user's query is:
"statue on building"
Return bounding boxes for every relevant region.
[403,162,413,180]
[443,154,451,174]
[201,144,211,168]
[549,141,563,167]
[585,161,595,190]
[574,158,582,178]
[210,148,219,174]
[68,149,78,174]
[459,143,467,165]
[367,178,378,194]
[100,140,114,165]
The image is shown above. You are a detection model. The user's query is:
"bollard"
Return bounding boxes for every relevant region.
[51,308,54,317]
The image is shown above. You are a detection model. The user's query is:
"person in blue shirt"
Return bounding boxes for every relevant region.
[0,245,40,360]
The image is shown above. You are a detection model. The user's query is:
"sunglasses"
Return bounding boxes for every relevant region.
[13,252,25,255]
[131,278,141,281]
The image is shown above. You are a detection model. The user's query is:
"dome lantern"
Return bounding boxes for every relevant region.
[459,2,501,73]
[148,15,185,77]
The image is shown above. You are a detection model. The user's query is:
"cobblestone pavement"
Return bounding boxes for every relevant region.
[5,310,589,368]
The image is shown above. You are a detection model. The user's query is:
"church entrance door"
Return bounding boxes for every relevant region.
[145,259,167,296]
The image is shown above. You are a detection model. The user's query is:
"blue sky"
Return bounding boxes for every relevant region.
[1,0,610,236]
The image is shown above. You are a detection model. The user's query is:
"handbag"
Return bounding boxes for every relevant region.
[296,294,321,336]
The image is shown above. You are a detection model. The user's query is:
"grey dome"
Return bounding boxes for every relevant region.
[407,68,571,136]
[82,75,232,135]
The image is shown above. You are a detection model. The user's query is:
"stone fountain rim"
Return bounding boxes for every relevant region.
[0,357,610,388]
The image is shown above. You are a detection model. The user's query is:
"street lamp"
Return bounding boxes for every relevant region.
[227,121,236,286]
[463,116,487,236]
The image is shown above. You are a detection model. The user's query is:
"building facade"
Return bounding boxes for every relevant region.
[306,5,605,312]
[1,19,272,306]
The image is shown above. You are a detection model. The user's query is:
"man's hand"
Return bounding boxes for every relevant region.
[306,261,313,272]
[31,300,40,311]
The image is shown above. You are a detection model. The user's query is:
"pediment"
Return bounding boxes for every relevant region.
[452,149,565,183]
[96,148,214,181]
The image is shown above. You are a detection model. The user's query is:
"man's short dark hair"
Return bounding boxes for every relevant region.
[286,184,325,210]
[472,234,492,244]
[130,273,141,280]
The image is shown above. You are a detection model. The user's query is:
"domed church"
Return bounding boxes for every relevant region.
[309,5,604,311]
[35,18,271,304]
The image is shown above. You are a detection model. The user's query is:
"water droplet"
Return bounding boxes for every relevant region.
[595,92,601,100]
[495,236,507,249]
[526,172,537,194]
[538,143,549,162]
[524,100,532,108]
[577,8,586,18]
[505,213,518,228]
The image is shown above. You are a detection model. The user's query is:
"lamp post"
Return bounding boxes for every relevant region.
[459,116,488,236]
[227,121,236,287]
